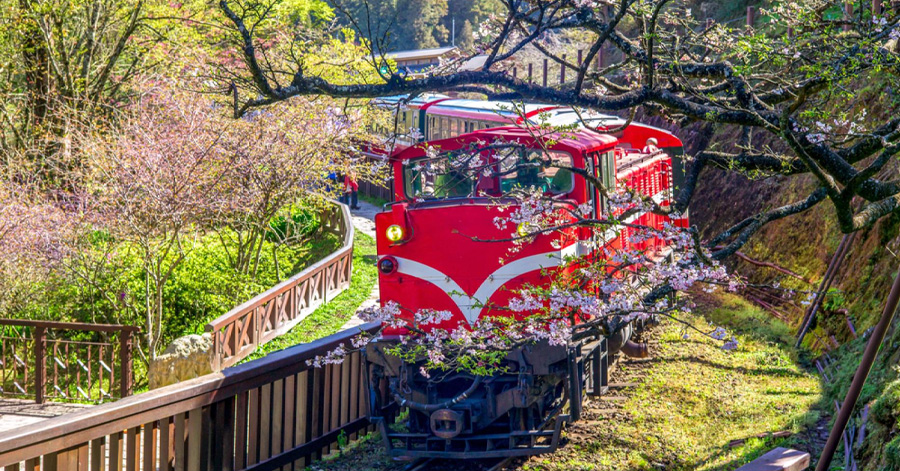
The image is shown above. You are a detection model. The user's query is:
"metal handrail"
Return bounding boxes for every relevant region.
[0,319,139,332]
[0,320,137,403]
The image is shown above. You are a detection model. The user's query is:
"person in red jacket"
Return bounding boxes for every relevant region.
[344,170,360,209]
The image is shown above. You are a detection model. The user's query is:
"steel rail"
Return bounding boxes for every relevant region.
[796,232,856,348]
[816,265,900,470]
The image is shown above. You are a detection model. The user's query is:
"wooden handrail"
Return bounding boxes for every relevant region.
[205,200,355,370]
[0,322,384,470]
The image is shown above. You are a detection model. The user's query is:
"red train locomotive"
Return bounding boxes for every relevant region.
[363,97,685,459]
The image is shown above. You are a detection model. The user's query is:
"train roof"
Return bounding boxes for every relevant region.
[374,93,450,108]
[372,94,681,146]
[392,126,618,161]
[426,99,550,118]
[376,94,632,128]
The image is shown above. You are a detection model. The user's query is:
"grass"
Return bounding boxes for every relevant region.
[243,232,378,362]
[520,291,823,471]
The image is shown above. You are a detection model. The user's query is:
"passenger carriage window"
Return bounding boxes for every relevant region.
[428,116,437,140]
[440,117,449,139]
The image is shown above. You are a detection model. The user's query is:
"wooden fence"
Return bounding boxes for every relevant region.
[357,155,393,203]
[0,319,139,404]
[205,202,355,371]
[0,322,394,471]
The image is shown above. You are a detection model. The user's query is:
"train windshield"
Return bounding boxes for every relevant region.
[404,147,574,200]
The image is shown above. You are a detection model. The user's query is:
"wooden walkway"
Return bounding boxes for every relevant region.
[0,399,90,434]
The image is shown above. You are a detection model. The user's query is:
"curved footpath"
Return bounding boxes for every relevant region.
[341,200,381,332]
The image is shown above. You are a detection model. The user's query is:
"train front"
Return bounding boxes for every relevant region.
[365,130,610,459]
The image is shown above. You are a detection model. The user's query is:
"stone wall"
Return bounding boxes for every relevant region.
[148,333,215,389]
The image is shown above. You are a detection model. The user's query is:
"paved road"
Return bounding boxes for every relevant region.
[341,200,381,331]
[0,398,90,434]
[349,199,380,238]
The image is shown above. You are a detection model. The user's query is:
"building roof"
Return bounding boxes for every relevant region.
[384,47,457,61]
[460,55,488,71]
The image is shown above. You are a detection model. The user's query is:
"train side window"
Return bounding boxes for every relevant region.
[409,111,419,135]
[586,155,599,216]
[405,110,414,130]
[603,151,616,191]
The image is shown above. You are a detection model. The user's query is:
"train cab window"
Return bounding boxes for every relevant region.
[404,151,494,199]
[403,147,574,201]
[498,149,574,195]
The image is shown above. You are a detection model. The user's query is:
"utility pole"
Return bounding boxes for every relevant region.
[452,17,456,46]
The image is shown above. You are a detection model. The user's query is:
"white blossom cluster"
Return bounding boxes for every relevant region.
[310,180,744,372]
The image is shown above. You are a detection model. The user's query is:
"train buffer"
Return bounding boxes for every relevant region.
[736,447,810,471]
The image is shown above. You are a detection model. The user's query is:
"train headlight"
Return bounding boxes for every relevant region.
[378,256,398,275]
[517,222,530,237]
[385,224,405,242]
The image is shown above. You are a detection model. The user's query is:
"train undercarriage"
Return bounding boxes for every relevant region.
[364,332,624,459]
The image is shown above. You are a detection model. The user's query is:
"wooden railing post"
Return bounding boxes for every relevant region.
[873,0,882,16]
[34,326,46,404]
[542,58,548,87]
[120,329,133,397]
[212,331,222,372]
[560,54,566,84]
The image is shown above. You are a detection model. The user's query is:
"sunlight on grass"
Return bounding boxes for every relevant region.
[242,232,378,362]
[523,291,823,471]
